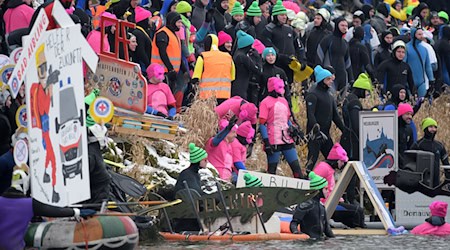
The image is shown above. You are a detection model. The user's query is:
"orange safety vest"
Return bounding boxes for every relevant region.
[151,27,181,73]
[90,5,107,30]
[199,50,233,99]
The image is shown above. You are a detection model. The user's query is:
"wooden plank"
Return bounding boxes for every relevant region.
[332,229,387,235]
[113,126,175,140]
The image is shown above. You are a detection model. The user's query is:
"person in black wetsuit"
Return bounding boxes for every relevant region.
[376,40,415,95]
[374,30,393,68]
[305,65,347,171]
[174,143,208,195]
[316,16,353,92]
[305,8,331,67]
[290,172,334,240]
[411,118,450,183]
[349,26,376,81]
[259,47,289,102]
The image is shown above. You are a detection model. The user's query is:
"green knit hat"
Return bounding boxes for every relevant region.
[353,73,372,92]
[84,89,100,127]
[246,1,262,17]
[439,11,449,23]
[231,2,244,16]
[176,1,192,14]
[308,172,328,190]
[271,0,287,16]
[244,173,263,187]
[421,117,438,131]
[189,143,208,163]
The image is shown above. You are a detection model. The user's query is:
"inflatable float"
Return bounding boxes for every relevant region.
[25,215,139,249]
[160,232,309,242]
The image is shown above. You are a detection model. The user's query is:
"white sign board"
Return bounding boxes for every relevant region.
[325,161,396,230]
[359,111,398,188]
[236,170,310,189]
[396,189,450,225]
[26,25,89,207]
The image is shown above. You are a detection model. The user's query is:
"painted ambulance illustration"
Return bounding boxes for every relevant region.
[55,85,84,185]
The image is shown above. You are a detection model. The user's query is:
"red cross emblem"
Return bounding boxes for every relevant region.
[21,111,27,122]
[98,102,107,112]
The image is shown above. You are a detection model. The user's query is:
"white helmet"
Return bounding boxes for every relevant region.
[392,40,406,51]
[317,8,331,23]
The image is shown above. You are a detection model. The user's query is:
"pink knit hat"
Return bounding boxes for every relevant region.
[252,39,265,55]
[101,12,118,27]
[146,63,165,82]
[430,201,448,217]
[218,118,237,131]
[239,102,257,123]
[237,121,255,144]
[397,103,413,117]
[267,77,285,95]
[135,6,152,23]
[327,143,349,162]
[218,31,233,46]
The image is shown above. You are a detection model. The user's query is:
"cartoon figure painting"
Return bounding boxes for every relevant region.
[29,44,60,203]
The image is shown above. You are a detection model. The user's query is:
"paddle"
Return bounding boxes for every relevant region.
[213,177,234,234]
[183,181,205,234]
[70,200,167,208]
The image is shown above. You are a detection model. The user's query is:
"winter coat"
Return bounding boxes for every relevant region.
[191,0,207,30]
[435,26,450,86]
[212,2,231,33]
[411,217,450,236]
[261,20,301,59]
[174,164,204,196]
[232,46,261,100]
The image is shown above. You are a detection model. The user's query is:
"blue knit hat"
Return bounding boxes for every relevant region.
[236,30,254,49]
[262,47,276,60]
[314,65,332,83]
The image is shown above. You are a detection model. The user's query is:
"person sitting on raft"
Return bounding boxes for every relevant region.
[0,169,95,250]
[231,121,255,183]
[290,172,335,239]
[145,63,177,120]
[314,143,366,228]
[411,201,450,236]
[206,117,238,182]
[259,77,304,179]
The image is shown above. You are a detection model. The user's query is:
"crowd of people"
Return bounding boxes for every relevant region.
[1,0,450,244]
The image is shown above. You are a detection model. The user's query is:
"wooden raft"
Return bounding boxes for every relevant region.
[109,111,179,140]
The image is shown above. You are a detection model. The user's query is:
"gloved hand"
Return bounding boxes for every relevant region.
[415,97,424,108]
[167,70,177,82]
[227,115,238,129]
[190,78,199,85]
[246,142,254,158]
[46,65,60,86]
[156,111,169,119]
[11,127,28,147]
[263,139,273,155]
[205,9,214,23]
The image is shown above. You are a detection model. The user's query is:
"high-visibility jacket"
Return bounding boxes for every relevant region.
[90,5,107,30]
[199,50,233,99]
[151,27,181,73]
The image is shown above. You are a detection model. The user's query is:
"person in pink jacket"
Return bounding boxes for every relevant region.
[3,0,34,35]
[87,12,117,54]
[145,63,177,119]
[230,121,255,183]
[412,201,450,236]
[214,96,258,125]
[206,118,238,181]
[259,77,304,179]
[314,143,365,228]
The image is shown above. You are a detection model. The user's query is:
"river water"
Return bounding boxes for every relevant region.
[140,235,450,250]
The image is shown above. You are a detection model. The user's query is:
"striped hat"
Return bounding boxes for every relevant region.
[189,143,208,163]
[308,172,328,190]
[246,1,262,17]
[244,173,263,187]
[271,0,287,16]
[231,2,244,16]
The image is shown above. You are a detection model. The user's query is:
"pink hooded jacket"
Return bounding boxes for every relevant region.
[411,201,450,236]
